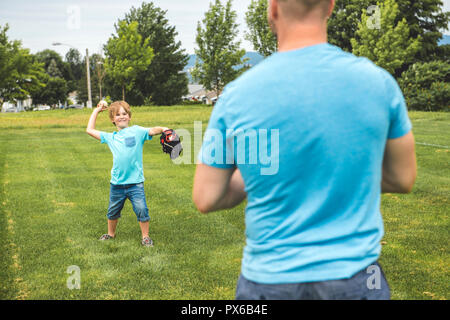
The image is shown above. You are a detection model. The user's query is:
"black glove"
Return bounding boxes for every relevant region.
[160,129,183,160]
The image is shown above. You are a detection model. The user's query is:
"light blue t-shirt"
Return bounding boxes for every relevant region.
[199,43,412,284]
[100,125,152,185]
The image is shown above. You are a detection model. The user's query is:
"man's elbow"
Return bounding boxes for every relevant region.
[400,173,417,193]
[196,203,212,214]
[394,170,417,194]
[192,194,212,214]
[192,189,216,214]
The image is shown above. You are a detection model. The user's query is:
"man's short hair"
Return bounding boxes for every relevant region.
[279,0,330,20]
[109,100,132,124]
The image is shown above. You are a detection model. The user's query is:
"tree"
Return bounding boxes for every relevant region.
[31,75,67,106]
[245,0,277,57]
[104,20,154,100]
[33,49,71,106]
[65,48,83,80]
[398,60,450,111]
[65,48,83,93]
[121,2,189,106]
[34,49,71,81]
[327,0,371,52]
[47,59,63,78]
[0,24,45,104]
[395,0,450,61]
[328,0,449,63]
[351,0,421,77]
[192,0,248,97]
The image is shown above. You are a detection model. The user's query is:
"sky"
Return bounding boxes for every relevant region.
[1,0,449,59]
[0,0,256,58]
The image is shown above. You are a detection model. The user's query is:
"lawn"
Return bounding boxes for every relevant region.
[0,107,448,300]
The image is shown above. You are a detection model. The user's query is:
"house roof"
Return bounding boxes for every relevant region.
[188,84,204,95]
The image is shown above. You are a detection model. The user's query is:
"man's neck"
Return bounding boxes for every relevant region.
[277,22,328,52]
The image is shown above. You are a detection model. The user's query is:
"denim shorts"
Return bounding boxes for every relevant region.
[235,261,390,300]
[107,182,150,222]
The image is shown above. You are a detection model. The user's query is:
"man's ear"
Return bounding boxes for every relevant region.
[327,0,335,19]
[267,0,278,36]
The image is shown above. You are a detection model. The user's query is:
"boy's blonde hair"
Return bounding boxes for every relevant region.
[109,101,132,125]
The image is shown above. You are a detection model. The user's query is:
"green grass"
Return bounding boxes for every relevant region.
[0,107,448,300]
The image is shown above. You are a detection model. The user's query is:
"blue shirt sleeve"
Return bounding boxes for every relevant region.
[136,126,152,142]
[100,132,112,144]
[385,73,412,139]
[198,91,235,169]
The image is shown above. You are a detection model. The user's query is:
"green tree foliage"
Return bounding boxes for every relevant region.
[327,0,371,52]
[34,49,71,81]
[192,0,248,97]
[47,59,63,78]
[398,61,450,111]
[395,0,450,61]
[245,0,277,57]
[351,0,421,76]
[31,75,67,106]
[33,49,72,106]
[65,48,83,93]
[121,2,189,106]
[0,24,45,104]
[328,0,449,64]
[65,48,83,80]
[104,20,154,101]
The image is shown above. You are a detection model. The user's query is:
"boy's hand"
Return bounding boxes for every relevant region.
[96,100,108,112]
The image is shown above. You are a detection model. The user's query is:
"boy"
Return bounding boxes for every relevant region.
[86,100,169,247]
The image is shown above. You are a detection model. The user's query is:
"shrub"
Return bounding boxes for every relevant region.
[399,61,450,111]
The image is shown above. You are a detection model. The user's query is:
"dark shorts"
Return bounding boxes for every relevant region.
[107,182,150,222]
[235,261,390,300]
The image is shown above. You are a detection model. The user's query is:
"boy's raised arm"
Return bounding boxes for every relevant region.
[86,103,107,140]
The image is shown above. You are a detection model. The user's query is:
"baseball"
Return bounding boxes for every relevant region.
[99,100,108,108]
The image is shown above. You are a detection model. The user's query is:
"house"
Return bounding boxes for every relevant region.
[68,91,78,105]
[183,84,220,105]
[1,98,32,113]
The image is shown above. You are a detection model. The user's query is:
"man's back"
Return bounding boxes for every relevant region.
[203,43,412,284]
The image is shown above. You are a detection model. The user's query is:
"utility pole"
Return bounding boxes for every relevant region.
[86,48,92,108]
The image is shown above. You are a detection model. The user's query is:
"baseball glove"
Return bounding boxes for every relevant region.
[160,129,183,160]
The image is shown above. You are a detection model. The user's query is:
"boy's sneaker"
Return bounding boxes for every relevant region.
[99,234,114,241]
[142,237,154,247]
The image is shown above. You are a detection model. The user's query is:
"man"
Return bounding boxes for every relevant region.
[193,0,416,300]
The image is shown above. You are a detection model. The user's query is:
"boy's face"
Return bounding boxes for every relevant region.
[113,107,131,130]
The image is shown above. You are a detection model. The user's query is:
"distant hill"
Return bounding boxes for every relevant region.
[184,52,264,83]
[439,35,450,45]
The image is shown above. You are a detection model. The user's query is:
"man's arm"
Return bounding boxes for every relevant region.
[86,103,107,140]
[193,164,247,214]
[381,131,417,193]
[148,127,169,136]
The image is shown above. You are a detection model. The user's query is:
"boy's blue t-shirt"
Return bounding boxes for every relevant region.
[100,125,152,185]
[199,43,412,284]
